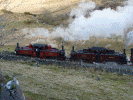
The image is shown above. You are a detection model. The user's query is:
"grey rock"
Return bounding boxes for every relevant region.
[0,77,26,100]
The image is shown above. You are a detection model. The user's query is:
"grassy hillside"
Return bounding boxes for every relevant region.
[0,0,128,46]
[0,0,133,100]
[0,60,133,100]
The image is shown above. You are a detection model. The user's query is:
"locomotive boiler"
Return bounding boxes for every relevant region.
[15,43,66,60]
[70,46,127,64]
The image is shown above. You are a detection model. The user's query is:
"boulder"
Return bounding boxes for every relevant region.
[0,76,26,100]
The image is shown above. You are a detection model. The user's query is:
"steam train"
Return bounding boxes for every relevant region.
[15,43,133,64]
[70,46,132,64]
[15,43,66,60]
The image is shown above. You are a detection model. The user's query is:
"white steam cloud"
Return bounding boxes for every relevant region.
[125,30,133,46]
[23,0,133,44]
[70,1,95,18]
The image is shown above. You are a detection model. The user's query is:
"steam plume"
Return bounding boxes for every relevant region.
[125,30,133,46]
[23,0,133,42]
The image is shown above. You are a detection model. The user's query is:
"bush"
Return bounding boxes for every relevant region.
[10,85,16,90]
[1,9,13,14]
[29,63,34,66]
[4,75,13,84]
[24,12,33,15]
[38,9,53,24]
[23,19,36,25]
[37,9,69,26]
[117,72,123,76]
[5,75,10,80]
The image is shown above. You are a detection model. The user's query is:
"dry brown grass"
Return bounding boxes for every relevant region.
[0,60,132,100]
[37,9,69,26]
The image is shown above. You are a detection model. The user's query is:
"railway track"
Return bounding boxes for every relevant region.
[0,51,133,75]
[0,51,82,67]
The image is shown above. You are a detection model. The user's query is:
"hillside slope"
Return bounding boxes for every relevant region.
[0,60,133,100]
[0,0,82,14]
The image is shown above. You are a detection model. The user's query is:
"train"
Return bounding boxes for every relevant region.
[15,43,133,64]
[70,46,132,64]
[15,43,66,60]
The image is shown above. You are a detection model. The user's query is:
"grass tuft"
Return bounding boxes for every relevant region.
[23,19,36,25]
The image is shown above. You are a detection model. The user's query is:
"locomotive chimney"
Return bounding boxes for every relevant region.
[72,46,74,51]
[62,45,64,51]
[123,49,125,54]
[131,48,133,63]
[17,43,19,47]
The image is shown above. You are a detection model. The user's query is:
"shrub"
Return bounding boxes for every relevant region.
[29,62,34,66]
[4,75,13,84]
[37,9,69,26]
[38,9,54,24]
[117,72,123,76]
[23,19,36,25]
[1,9,13,14]
[10,85,16,90]
[23,12,33,15]
[5,75,10,80]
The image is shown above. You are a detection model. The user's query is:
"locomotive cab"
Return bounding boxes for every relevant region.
[32,44,48,58]
[32,44,48,51]
[28,44,33,49]
[48,45,52,49]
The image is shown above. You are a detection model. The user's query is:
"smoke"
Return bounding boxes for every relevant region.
[23,0,133,42]
[67,0,133,40]
[70,1,95,18]
[125,30,133,46]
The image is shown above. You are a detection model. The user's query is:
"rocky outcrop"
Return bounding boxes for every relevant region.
[0,69,25,100]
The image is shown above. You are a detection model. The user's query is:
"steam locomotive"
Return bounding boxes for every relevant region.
[70,46,133,64]
[15,43,133,64]
[15,43,66,60]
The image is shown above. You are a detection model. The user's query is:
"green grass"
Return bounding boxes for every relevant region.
[0,45,15,52]
[24,91,47,100]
